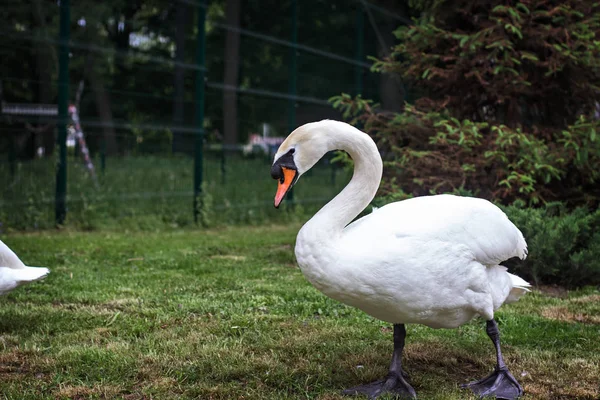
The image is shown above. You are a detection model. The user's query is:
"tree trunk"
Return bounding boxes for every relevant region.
[172,2,188,153]
[375,0,408,112]
[31,0,56,156]
[85,54,118,155]
[223,0,241,149]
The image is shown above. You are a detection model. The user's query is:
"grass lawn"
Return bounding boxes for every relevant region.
[1,225,599,399]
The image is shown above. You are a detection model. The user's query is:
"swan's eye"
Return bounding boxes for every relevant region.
[289,148,295,155]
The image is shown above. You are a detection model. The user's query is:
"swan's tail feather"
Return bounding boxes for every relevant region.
[516,230,528,260]
[17,266,50,283]
[506,273,531,303]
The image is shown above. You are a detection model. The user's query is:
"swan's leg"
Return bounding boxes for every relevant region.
[343,324,417,399]
[462,319,523,400]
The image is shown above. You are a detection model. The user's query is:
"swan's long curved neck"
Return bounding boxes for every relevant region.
[302,124,383,240]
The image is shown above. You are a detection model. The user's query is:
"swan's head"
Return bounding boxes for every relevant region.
[271,121,333,208]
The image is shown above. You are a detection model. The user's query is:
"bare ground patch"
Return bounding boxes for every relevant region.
[210,254,247,261]
[51,298,141,314]
[536,285,570,298]
[570,294,600,304]
[542,306,600,324]
[55,384,125,399]
[525,362,600,400]
[0,351,31,379]
[337,338,599,400]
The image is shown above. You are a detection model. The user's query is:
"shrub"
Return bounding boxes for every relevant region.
[380,1,600,126]
[331,95,600,206]
[503,203,600,287]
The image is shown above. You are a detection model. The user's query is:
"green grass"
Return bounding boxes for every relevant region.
[0,152,349,231]
[1,225,599,399]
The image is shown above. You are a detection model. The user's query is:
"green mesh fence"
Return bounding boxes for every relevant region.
[0,0,408,230]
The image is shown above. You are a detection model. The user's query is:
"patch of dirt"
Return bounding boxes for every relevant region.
[55,386,96,398]
[103,298,140,309]
[94,327,113,336]
[536,285,569,298]
[51,299,139,313]
[55,385,122,399]
[210,255,247,261]
[337,336,600,399]
[541,306,600,324]
[404,340,485,380]
[0,351,32,378]
[0,334,19,348]
[268,244,292,251]
[122,393,152,400]
[149,377,178,389]
[570,294,600,304]
[526,380,600,399]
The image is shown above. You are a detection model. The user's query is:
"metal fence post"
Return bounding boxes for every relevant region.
[287,0,298,203]
[193,1,207,223]
[55,0,70,225]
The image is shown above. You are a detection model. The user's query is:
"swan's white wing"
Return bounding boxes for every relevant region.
[0,239,26,270]
[344,194,527,266]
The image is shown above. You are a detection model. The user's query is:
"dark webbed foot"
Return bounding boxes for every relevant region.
[461,319,524,399]
[462,367,523,399]
[343,372,416,399]
[343,324,416,399]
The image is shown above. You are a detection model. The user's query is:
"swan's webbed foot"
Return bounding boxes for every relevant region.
[462,319,524,399]
[343,324,416,399]
[461,367,523,399]
[343,372,417,399]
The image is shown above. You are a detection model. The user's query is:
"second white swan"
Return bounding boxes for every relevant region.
[1,239,49,296]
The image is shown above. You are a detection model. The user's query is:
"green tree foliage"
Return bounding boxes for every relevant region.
[332,1,600,207]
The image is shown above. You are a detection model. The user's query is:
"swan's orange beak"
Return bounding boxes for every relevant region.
[274,167,297,208]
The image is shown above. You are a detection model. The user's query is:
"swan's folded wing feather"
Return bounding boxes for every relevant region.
[345,195,527,266]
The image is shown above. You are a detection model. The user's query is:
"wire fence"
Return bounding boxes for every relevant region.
[0,0,408,230]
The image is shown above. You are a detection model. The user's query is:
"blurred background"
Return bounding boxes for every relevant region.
[1,0,599,254]
[0,0,409,230]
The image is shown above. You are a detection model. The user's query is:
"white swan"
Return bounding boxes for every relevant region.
[271,120,530,399]
[0,239,49,295]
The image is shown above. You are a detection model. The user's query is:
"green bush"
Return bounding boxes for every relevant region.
[502,204,600,287]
